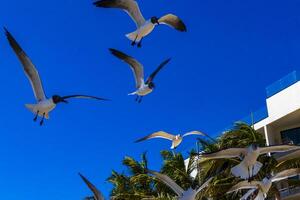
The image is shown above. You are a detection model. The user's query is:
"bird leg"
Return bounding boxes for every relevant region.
[33,111,39,122]
[248,167,251,182]
[135,95,139,102]
[131,35,138,46]
[137,37,143,48]
[138,96,143,103]
[40,113,45,126]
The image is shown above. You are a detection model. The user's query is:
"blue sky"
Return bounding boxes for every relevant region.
[0,0,300,199]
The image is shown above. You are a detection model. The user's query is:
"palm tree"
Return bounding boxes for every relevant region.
[107,152,156,200]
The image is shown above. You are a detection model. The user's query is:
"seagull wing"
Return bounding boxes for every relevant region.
[5,28,46,102]
[227,181,260,194]
[200,148,247,160]
[145,58,171,84]
[94,0,146,27]
[195,177,213,195]
[240,189,256,200]
[158,14,187,32]
[271,168,300,183]
[110,48,144,88]
[135,131,175,143]
[148,170,184,197]
[79,173,105,200]
[259,145,300,155]
[62,95,109,101]
[182,131,208,138]
[276,149,300,163]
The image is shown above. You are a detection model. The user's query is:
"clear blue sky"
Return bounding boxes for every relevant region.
[0,0,300,199]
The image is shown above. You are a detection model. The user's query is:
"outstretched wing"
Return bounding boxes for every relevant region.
[195,177,213,195]
[272,168,300,183]
[79,173,105,200]
[62,95,109,101]
[135,131,175,143]
[5,28,46,102]
[94,0,145,27]
[148,170,184,197]
[182,131,207,138]
[227,181,260,194]
[145,58,171,84]
[110,48,144,88]
[158,14,187,32]
[260,145,300,155]
[199,148,247,160]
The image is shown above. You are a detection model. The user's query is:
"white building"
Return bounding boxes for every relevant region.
[240,71,300,199]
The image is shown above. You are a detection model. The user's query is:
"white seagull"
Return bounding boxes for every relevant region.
[199,144,300,180]
[148,170,212,200]
[227,168,300,200]
[5,28,108,125]
[94,0,187,47]
[79,173,105,200]
[135,131,210,149]
[109,48,170,103]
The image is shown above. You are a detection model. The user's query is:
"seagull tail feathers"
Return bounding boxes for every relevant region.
[128,91,137,96]
[252,161,263,177]
[231,163,249,179]
[126,31,140,42]
[231,161,262,179]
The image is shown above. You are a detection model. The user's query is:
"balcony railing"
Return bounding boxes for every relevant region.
[239,106,269,125]
[266,71,300,98]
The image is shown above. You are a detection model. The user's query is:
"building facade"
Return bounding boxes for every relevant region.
[243,71,300,200]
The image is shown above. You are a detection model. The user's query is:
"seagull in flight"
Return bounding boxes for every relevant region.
[109,48,170,103]
[227,168,300,200]
[5,28,108,125]
[94,0,187,47]
[147,170,212,200]
[79,173,105,200]
[135,131,210,149]
[198,144,300,180]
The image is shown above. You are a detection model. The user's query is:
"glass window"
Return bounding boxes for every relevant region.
[281,127,300,145]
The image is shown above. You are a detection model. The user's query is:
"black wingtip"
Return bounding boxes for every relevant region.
[4,27,11,37]
[93,0,112,7]
[3,27,8,34]
[109,48,130,60]
[134,137,144,143]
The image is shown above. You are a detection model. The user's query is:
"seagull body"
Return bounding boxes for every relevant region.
[94,0,187,47]
[148,170,212,200]
[128,82,153,96]
[79,173,105,200]
[109,48,170,102]
[5,28,108,125]
[200,144,300,180]
[25,99,56,119]
[136,131,208,149]
[227,168,300,200]
[126,19,155,43]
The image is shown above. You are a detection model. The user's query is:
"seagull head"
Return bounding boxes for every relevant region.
[250,143,259,151]
[148,82,155,89]
[151,17,160,25]
[52,95,68,104]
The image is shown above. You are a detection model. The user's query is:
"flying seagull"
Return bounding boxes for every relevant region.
[135,131,210,149]
[79,173,105,200]
[227,168,300,200]
[94,0,187,47]
[198,144,300,180]
[5,28,108,125]
[109,48,170,103]
[148,170,212,200]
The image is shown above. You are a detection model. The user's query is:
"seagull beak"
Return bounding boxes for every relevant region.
[61,99,68,104]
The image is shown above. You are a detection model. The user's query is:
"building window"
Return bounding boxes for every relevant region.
[281,127,300,145]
